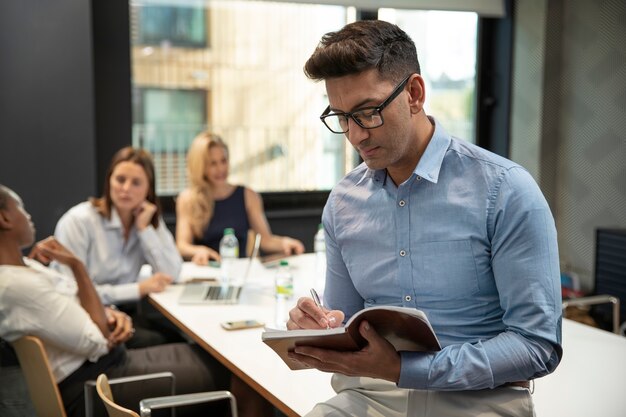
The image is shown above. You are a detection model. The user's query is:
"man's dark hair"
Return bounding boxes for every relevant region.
[0,184,10,210]
[304,20,420,84]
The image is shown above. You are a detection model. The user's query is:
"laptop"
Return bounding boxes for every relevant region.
[178,233,261,304]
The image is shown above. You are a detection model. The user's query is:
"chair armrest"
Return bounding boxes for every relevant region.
[85,371,175,417]
[562,294,621,334]
[139,390,237,417]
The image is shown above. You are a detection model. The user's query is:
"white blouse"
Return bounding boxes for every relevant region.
[54,201,182,304]
[0,259,109,382]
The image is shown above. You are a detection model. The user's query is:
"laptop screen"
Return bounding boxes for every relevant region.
[178,233,261,304]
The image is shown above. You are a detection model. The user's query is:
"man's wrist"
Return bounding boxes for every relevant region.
[68,258,85,273]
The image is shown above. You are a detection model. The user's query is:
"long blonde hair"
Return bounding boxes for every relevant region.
[185,132,229,238]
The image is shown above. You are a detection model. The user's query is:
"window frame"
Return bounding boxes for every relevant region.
[93,1,513,244]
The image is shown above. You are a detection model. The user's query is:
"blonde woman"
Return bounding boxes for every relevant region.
[176,132,305,265]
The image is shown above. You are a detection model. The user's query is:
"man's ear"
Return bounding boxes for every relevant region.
[0,208,11,230]
[407,74,426,114]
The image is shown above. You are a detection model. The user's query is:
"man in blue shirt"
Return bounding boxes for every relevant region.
[287,20,562,416]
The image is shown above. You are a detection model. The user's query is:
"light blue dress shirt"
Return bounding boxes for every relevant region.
[323,118,562,390]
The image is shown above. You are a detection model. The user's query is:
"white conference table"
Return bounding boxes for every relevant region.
[149,255,626,417]
[533,319,626,417]
[149,254,335,417]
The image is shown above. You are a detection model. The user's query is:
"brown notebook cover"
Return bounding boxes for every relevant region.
[262,306,441,370]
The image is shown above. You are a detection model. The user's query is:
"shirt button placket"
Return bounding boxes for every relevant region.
[397,182,412,307]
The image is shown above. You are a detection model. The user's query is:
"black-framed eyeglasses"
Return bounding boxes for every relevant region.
[320,74,413,134]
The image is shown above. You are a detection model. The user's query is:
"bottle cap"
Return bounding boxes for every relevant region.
[279,260,289,266]
[224,228,235,235]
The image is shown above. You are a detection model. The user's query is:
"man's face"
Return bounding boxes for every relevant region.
[1,191,36,248]
[324,69,417,172]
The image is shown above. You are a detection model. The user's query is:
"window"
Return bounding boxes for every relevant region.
[380,9,478,143]
[129,1,478,195]
[135,5,207,48]
[133,87,207,194]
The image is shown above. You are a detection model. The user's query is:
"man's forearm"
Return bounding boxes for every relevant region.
[71,261,110,339]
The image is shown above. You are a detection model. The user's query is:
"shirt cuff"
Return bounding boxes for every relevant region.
[111,283,141,303]
[397,351,433,389]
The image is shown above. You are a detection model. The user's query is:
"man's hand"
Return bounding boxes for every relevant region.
[287,297,344,330]
[288,320,402,383]
[139,272,173,296]
[105,307,134,347]
[28,236,80,268]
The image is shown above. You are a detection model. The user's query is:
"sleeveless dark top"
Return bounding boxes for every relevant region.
[194,186,249,258]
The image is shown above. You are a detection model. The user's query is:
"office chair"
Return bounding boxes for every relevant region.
[562,294,621,334]
[11,335,180,417]
[562,228,626,335]
[96,373,238,417]
[11,335,67,417]
[11,336,174,417]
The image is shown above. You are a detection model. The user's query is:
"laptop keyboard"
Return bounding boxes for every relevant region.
[178,282,243,304]
[204,285,242,301]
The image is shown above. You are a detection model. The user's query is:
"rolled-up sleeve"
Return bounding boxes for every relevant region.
[2,270,109,361]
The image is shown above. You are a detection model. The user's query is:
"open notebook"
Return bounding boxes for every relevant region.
[178,233,261,304]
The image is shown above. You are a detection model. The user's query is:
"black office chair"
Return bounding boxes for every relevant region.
[588,228,626,334]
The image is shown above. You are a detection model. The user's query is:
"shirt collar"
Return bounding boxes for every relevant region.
[106,206,124,230]
[359,116,452,186]
[412,116,451,184]
[359,166,386,185]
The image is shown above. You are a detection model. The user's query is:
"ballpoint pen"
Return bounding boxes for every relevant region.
[310,288,330,329]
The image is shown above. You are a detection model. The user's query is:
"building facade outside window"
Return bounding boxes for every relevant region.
[130,1,477,195]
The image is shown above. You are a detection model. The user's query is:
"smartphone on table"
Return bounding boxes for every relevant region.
[221,319,265,331]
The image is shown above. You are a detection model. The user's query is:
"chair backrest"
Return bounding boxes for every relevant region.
[11,335,67,417]
[96,374,140,417]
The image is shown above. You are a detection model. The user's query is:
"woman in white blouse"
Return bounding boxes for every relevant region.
[54,147,183,347]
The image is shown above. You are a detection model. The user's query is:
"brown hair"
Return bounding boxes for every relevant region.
[90,147,161,228]
[304,20,420,84]
[184,132,229,238]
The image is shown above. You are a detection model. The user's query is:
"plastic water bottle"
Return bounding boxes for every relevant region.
[274,260,294,329]
[314,223,326,294]
[219,228,239,285]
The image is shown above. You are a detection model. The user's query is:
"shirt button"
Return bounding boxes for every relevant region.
[398,200,406,207]
[405,295,412,302]
[399,250,406,257]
